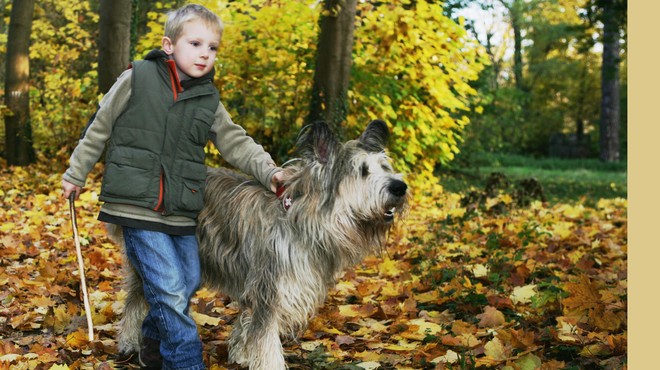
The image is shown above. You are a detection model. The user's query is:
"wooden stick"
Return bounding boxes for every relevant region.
[69,193,94,341]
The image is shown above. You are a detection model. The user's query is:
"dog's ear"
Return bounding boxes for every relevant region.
[297,121,340,164]
[358,120,389,152]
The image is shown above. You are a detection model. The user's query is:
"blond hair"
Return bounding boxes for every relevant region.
[164,4,223,43]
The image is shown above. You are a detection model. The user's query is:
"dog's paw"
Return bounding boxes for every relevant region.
[228,347,249,366]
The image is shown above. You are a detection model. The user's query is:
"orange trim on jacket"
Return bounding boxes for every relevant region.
[153,59,183,213]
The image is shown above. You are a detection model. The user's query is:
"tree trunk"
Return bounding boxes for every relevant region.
[511,15,524,90]
[484,31,500,90]
[500,0,525,91]
[98,0,132,94]
[307,0,357,132]
[0,0,5,31]
[0,0,7,84]
[598,0,621,162]
[4,0,36,166]
[576,63,588,144]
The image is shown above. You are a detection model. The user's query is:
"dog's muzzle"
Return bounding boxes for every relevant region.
[384,179,407,222]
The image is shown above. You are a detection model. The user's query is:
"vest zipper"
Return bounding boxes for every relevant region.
[154,60,183,214]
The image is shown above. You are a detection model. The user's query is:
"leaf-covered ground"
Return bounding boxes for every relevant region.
[0,160,627,369]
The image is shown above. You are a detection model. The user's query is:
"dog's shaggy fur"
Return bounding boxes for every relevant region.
[117,120,408,369]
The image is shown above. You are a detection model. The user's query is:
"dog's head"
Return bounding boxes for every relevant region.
[289,120,409,225]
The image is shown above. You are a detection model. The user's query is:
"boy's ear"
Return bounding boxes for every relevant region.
[162,37,174,55]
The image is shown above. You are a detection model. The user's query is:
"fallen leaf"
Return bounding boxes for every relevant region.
[510,284,537,305]
[356,361,381,370]
[484,337,508,361]
[563,275,602,313]
[470,263,489,278]
[451,320,477,335]
[514,353,542,370]
[378,257,402,277]
[191,312,221,326]
[49,364,70,370]
[335,335,355,346]
[65,330,90,349]
[432,349,459,364]
[338,304,378,318]
[476,306,506,328]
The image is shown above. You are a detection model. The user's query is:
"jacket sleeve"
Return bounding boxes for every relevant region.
[63,69,133,187]
[209,102,282,189]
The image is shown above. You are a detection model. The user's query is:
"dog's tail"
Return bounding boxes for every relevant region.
[105,222,124,245]
[106,223,147,354]
[117,262,147,354]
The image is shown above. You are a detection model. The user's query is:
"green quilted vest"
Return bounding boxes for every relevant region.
[100,50,220,218]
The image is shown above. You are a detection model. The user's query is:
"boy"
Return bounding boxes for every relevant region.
[62,4,282,369]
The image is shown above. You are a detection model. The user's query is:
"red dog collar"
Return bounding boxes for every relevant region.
[276,185,292,211]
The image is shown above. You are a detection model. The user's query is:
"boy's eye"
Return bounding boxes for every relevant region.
[191,41,200,47]
[210,46,218,52]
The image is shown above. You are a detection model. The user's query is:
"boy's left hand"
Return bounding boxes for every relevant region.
[270,171,285,193]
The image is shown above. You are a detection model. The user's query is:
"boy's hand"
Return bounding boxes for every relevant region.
[62,179,82,200]
[270,171,285,193]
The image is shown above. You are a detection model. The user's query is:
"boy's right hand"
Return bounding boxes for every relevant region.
[62,179,82,200]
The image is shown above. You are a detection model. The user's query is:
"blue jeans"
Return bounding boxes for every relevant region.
[122,227,205,370]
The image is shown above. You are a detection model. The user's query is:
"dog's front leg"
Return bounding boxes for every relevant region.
[228,305,285,370]
[246,309,285,370]
[228,263,286,370]
[227,310,250,366]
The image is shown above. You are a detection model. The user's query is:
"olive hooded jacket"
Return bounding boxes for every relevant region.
[63,50,281,235]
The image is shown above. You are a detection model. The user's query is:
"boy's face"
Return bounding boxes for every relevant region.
[162,21,220,79]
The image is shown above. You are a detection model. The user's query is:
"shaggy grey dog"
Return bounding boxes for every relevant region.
[117,120,408,369]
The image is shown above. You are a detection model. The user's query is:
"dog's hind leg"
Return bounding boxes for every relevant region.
[117,262,148,355]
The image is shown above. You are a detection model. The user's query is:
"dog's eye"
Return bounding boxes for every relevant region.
[361,163,369,177]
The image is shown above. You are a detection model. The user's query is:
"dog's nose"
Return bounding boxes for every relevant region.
[388,180,407,197]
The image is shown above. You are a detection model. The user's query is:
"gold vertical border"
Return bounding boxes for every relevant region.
[628,1,651,368]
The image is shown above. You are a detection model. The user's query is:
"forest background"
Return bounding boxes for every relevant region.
[0,0,630,369]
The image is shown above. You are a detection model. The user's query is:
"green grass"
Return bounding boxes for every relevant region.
[438,153,627,206]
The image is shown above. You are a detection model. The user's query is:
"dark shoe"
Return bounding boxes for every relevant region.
[139,337,162,369]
